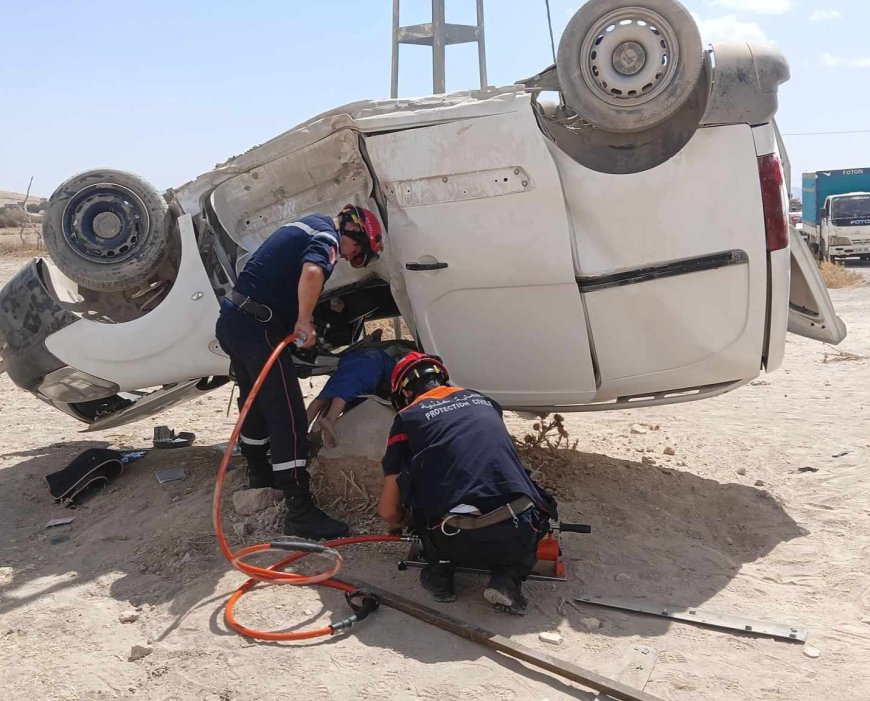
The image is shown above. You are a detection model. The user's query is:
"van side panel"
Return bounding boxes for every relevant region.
[547,125,768,400]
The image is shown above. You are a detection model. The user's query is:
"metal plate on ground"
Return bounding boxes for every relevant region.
[155,468,188,485]
[594,644,658,701]
[575,594,807,642]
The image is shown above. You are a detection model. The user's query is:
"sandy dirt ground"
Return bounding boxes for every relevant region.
[1,252,869,701]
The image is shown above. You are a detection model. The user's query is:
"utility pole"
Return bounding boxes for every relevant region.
[391,0,488,98]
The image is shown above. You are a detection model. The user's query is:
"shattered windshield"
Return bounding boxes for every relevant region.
[831,195,870,222]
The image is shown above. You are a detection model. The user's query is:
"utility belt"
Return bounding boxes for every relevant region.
[227,290,278,325]
[435,495,536,536]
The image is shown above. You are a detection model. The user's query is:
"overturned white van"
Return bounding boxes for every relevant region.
[0,0,845,429]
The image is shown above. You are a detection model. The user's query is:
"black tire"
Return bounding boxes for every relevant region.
[43,170,171,291]
[557,0,703,133]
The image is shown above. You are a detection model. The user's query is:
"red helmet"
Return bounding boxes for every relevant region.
[390,352,450,410]
[338,204,384,268]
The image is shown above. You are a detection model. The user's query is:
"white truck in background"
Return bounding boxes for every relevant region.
[802,168,870,262]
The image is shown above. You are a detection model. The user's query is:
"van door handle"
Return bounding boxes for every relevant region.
[405,262,448,271]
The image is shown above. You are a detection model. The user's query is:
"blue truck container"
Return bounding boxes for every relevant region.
[802,168,870,225]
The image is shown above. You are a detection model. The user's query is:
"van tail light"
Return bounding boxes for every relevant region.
[758,153,788,251]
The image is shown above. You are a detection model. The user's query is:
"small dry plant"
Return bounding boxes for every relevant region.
[820,260,864,289]
[514,414,580,500]
[518,414,578,452]
[823,345,866,364]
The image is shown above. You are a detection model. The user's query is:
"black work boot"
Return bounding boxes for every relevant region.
[240,441,274,489]
[484,567,527,615]
[420,561,456,602]
[281,470,349,540]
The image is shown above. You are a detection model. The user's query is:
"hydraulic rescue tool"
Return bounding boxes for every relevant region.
[212,331,660,700]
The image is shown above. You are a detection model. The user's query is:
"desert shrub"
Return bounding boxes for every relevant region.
[820,260,864,288]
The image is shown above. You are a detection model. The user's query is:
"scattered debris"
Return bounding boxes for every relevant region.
[797,466,819,473]
[663,446,676,456]
[119,611,139,624]
[153,425,196,449]
[179,552,193,565]
[156,468,187,485]
[45,448,125,504]
[580,617,602,630]
[45,517,75,528]
[630,424,648,435]
[538,631,563,645]
[0,567,13,585]
[754,480,765,487]
[120,450,148,464]
[803,645,821,659]
[232,522,251,538]
[641,456,656,465]
[736,467,747,476]
[232,488,282,516]
[128,645,153,662]
[831,450,850,458]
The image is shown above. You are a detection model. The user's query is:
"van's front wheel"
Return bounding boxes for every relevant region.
[43,170,172,292]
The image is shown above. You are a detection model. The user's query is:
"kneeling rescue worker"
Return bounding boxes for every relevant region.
[216,204,383,540]
[379,353,558,615]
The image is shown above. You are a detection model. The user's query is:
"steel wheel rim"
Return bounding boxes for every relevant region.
[61,183,150,264]
[579,7,681,108]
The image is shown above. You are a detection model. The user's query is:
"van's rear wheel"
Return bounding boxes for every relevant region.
[557,0,703,133]
[43,170,171,292]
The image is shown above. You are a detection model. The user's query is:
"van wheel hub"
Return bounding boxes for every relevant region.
[92,211,123,239]
[612,41,646,76]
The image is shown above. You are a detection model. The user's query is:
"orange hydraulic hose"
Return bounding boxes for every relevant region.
[213,330,400,640]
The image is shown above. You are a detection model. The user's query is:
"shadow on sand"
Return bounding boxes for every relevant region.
[0,439,807,697]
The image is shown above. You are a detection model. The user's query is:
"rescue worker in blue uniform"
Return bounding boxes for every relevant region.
[217,205,383,540]
[379,353,558,615]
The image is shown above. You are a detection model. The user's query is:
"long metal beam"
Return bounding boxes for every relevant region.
[575,594,808,643]
[342,577,665,701]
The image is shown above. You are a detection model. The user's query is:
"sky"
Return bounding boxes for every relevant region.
[1,0,868,199]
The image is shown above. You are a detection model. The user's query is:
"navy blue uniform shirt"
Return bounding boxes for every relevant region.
[382,386,547,518]
[233,214,339,328]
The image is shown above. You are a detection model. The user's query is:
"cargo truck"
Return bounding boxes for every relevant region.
[802,168,870,261]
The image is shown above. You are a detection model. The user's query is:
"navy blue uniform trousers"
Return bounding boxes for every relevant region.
[216,307,308,487]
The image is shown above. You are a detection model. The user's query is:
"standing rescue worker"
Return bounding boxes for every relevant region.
[379,353,558,615]
[217,205,383,540]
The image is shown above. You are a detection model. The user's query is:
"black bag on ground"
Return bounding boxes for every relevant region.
[45,448,124,503]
